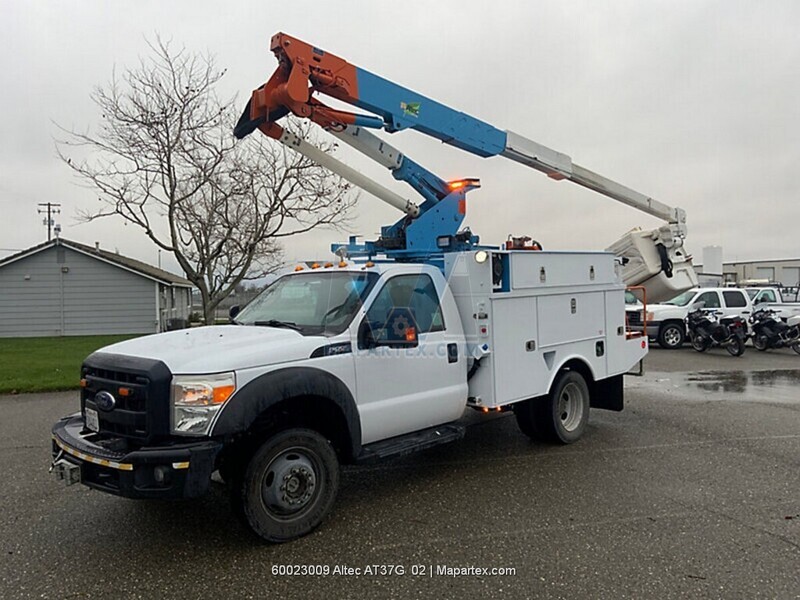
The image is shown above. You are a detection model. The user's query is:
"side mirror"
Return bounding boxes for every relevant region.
[358,320,377,349]
[229,305,241,321]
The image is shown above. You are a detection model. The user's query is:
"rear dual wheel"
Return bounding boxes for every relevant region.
[515,371,589,444]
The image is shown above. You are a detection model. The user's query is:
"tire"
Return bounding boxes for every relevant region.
[690,334,709,353]
[658,323,685,349]
[514,400,545,440]
[236,428,339,543]
[792,342,800,356]
[517,371,590,444]
[726,337,746,357]
[753,335,769,351]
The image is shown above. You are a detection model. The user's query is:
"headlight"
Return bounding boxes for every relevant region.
[646,312,654,321]
[171,372,236,436]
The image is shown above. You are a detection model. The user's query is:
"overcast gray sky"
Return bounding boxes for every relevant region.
[1,0,798,274]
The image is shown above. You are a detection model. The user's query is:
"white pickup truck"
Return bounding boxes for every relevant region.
[631,287,752,349]
[745,287,800,322]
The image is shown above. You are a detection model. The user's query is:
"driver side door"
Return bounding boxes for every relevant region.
[353,272,467,444]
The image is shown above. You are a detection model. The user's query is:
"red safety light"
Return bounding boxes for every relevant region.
[405,327,416,342]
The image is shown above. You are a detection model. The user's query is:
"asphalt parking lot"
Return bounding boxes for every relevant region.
[1,347,798,599]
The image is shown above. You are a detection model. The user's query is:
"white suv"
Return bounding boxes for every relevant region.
[631,287,752,349]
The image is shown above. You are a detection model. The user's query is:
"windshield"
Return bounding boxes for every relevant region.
[745,288,758,299]
[662,290,697,306]
[236,271,379,336]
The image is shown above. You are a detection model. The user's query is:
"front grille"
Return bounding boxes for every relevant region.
[80,353,172,444]
[627,310,643,326]
[83,368,150,439]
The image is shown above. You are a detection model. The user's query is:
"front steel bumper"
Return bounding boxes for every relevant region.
[51,414,222,499]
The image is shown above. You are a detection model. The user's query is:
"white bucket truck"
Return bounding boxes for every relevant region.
[51,32,696,542]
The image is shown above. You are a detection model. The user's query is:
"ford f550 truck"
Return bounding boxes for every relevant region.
[51,33,697,543]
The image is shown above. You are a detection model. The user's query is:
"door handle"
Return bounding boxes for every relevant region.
[447,343,458,364]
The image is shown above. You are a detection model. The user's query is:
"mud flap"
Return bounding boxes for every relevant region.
[590,374,624,412]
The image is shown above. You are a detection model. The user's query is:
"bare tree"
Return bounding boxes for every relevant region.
[57,38,355,324]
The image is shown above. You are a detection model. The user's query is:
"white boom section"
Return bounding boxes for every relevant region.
[502,130,687,239]
[501,130,697,301]
[271,127,420,217]
[329,125,404,171]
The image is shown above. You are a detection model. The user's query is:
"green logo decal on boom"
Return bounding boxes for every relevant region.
[400,102,420,117]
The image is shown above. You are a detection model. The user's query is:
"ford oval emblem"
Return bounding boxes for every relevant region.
[94,391,116,412]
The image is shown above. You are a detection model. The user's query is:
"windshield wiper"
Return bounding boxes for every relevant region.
[253,319,303,332]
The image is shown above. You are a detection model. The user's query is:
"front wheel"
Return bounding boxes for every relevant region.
[792,342,800,355]
[753,335,769,351]
[658,323,685,349]
[690,333,709,352]
[726,337,746,357]
[237,428,339,543]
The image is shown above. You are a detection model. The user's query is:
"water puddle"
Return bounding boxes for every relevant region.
[630,370,800,404]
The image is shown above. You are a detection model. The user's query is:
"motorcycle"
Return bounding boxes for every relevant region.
[685,306,748,356]
[749,308,800,354]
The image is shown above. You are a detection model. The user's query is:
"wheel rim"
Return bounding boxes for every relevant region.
[754,335,768,350]
[664,327,681,347]
[260,447,319,519]
[558,382,585,433]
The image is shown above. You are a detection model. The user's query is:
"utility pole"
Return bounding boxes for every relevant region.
[37,203,61,241]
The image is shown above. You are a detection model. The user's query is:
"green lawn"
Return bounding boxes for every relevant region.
[0,335,141,394]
